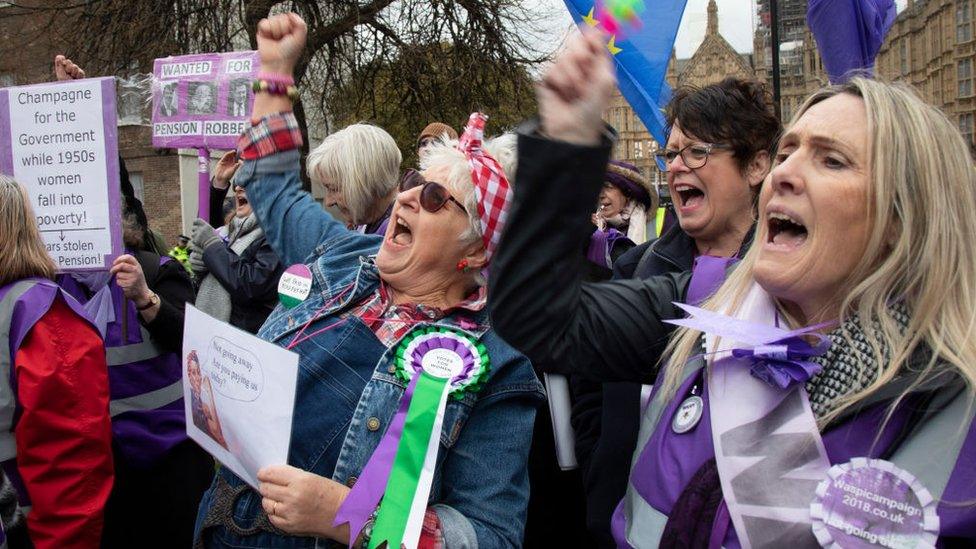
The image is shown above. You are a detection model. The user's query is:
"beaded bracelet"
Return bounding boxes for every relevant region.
[256,72,295,86]
[252,79,300,101]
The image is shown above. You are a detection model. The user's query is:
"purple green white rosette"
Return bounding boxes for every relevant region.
[334,326,489,549]
[394,326,490,397]
[810,457,939,548]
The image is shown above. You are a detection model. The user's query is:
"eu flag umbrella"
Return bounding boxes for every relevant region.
[807,0,897,84]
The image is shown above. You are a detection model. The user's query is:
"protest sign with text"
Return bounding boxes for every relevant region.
[152,51,260,150]
[0,77,123,272]
[183,305,298,488]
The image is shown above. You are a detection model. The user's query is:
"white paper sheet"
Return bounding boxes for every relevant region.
[183,305,299,488]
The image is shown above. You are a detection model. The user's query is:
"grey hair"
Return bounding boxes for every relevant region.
[306,123,402,225]
[420,133,518,285]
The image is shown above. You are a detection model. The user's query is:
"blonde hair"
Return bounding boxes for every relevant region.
[0,175,57,286]
[658,78,976,427]
[306,123,402,225]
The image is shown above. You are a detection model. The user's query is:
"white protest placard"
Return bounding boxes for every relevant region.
[0,77,123,271]
[183,305,298,488]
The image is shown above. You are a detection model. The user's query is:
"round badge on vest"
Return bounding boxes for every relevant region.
[810,457,939,548]
[671,395,704,434]
[277,264,313,308]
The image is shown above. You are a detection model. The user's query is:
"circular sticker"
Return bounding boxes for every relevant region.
[420,348,465,379]
[277,264,313,308]
[671,395,704,434]
[810,458,939,548]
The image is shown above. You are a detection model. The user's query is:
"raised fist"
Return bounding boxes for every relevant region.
[54,55,86,81]
[537,28,616,146]
[256,13,307,76]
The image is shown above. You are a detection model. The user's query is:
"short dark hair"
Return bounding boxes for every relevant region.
[665,77,781,171]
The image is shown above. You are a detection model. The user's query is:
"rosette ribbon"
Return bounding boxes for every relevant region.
[334,327,489,548]
[665,302,831,390]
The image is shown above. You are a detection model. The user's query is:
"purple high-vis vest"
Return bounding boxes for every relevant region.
[59,257,187,469]
[103,280,186,469]
[0,278,97,506]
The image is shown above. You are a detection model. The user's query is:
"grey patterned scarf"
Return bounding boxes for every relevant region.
[194,213,264,323]
[804,302,912,419]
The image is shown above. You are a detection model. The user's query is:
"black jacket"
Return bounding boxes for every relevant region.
[571,221,755,546]
[203,185,284,334]
[490,128,689,385]
[568,223,696,546]
[134,249,195,353]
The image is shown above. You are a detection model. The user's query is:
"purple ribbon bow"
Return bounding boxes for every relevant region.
[731,334,829,389]
[665,302,832,390]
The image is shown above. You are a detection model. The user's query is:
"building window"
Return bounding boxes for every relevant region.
[959,1,973,44]
[900,41,909,75]
[960,113,975,149]
[959,58,974,98]
[634,141,644,159]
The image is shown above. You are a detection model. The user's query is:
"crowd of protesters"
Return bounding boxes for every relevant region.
[0,11,974,549]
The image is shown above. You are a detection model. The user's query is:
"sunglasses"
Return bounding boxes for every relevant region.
[399,169,466,214]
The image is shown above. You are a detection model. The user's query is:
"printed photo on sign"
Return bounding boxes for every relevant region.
[185,350,228,449]
[160,82,179,117]
[0,77,123,272]
[227,79,250,117]
[182,305,298,488]
[151,51,260,150]
[187,82,217,115]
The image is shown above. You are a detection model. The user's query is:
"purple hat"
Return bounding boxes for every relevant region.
[605,160,653,210]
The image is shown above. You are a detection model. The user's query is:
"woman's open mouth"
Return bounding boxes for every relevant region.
[766,211,808,250]
[391,216,413,247]
[674,183,705,210]
[236,196,249,208]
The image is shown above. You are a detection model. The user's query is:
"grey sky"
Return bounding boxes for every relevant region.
[529,0,908,59]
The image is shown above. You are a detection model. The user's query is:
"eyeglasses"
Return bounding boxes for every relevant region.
[654,142,732,172]
[399,169,466,214]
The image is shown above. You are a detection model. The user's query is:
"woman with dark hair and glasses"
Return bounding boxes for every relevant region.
[486,33,781,546]
[195,13,542,548]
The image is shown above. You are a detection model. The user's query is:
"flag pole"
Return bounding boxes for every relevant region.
[769,0,782,120]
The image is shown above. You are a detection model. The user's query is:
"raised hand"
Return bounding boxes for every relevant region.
[213,150,242,190]
[537,28,616,146]
[53,55,86,81]
[255,12,308,76]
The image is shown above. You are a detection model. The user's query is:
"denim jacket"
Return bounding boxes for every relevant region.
[194,150,544,548]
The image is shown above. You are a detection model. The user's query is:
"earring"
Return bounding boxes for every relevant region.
[456,259,469,272]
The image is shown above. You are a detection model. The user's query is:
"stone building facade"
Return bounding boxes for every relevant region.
[767,0,976,153]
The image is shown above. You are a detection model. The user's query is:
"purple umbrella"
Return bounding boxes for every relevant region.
[808,0,897,84]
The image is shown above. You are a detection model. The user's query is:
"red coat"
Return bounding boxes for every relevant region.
[13,297,114,548]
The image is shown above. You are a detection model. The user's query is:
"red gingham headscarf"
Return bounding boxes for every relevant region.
[458,112,512,264]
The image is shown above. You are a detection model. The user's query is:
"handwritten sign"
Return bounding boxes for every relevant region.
[152,51,260,150]
[0,77,123,272]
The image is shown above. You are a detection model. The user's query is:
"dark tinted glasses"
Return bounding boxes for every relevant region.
[399,169,466,214]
